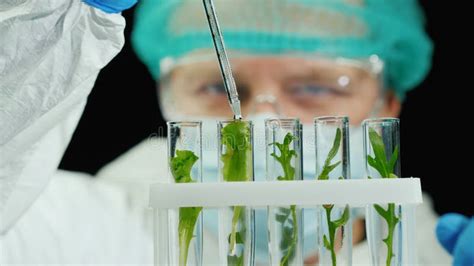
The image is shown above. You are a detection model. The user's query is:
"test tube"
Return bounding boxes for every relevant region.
[265,118,303,266]
[166,121,203,266]
[363,118,403,266]
[315,116,352,266]
[217,120,255,266]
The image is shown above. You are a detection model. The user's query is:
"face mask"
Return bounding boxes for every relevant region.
[185,114,366,262]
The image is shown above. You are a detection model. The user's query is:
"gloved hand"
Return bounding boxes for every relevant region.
[82,0,137,14]
[436,213,474,266]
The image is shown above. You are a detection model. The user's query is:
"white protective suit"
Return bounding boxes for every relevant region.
[0,0,152,264]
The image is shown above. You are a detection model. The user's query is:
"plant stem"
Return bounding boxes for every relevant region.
[229,206,243,254]
[178,207,202,266]
[178,210,191,266]
[385,203,397,266]
[280,205,298,266]
[325,206,337,266]
[374,203,399,266]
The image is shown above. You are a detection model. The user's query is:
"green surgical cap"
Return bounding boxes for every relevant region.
[132,0,433,99]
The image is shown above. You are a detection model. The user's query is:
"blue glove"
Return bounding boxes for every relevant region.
[436,213,474,266]
[82,0,137,14]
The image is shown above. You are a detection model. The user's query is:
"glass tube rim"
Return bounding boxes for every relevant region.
[167,120,202,127]
[217,119,253,125]
[362,117,400,126]
[314,115,349,124]
[264,117,300,127]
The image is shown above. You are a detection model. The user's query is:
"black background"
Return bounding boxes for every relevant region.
[59,1,473,216]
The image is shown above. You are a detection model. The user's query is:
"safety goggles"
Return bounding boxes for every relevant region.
[158,52,384,123]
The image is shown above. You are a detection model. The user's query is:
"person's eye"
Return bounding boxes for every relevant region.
[288,84,336,97]
[199,83,226,96]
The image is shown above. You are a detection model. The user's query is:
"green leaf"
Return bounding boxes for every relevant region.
[368,128,389,177]
[227,254,244,266]
[283,132,294,146]
[374,204,389,220]
[221,121,251,182]
[270,133,297,182]
[393,215,400,225]
[279,207,292,215]
[170,150,199,183]
[388,145,399,174]
[227,231,244,244]
[389,173,398,179]
[279,229,291,251]
[332,205,350,228]
[325,128,342,166]
[367,155,384,176]
[323,234,331,250]
[317,129,342,181]
[318,161,341,180]
[178,206,202,265]
[283,225,294,237]
[229,206,244,248]
[326,162,341,175]
[276,213,289,224]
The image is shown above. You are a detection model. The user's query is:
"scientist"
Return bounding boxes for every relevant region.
[98,0,470,265]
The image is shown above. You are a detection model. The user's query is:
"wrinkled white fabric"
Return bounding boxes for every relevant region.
[0,0,125,234]
[0,170,153,264]
[0,0,154,263]
[98,137,451,265]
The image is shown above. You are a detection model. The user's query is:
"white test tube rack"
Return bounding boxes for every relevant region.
[149,178,422,265]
